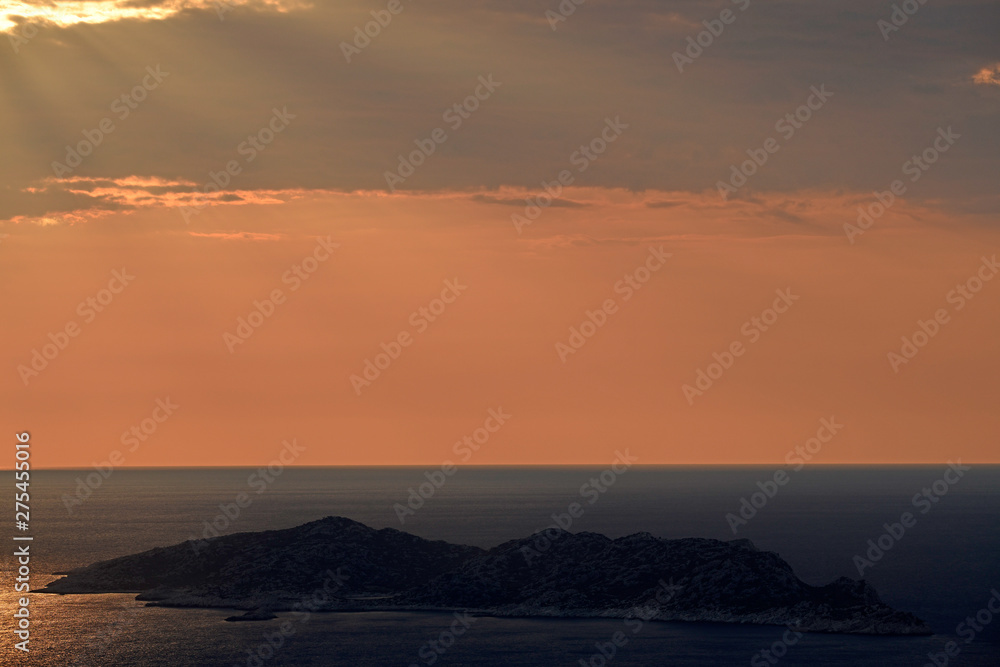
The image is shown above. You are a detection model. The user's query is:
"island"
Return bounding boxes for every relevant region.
[38,516,930,635]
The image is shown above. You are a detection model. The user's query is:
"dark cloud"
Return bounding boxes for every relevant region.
[1,0,998,221]
[470,194,589,208]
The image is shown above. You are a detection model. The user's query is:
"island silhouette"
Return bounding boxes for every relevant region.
[40,516,930,635]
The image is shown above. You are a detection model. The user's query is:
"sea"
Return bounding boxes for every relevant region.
[2,466,998,666]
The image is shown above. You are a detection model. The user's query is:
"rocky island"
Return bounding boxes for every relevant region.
[39,516,930,635]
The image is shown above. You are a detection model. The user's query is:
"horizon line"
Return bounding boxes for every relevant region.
[11,461,997,471]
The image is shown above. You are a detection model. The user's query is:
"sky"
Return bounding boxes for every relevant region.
[1,0,999,466]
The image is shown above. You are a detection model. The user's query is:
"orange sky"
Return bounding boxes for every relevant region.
[2,0,999,466]
[3,188,999,466]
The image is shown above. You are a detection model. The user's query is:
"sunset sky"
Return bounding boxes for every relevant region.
[2,0,999,466]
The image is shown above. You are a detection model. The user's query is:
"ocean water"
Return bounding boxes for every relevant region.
[2,466,999,666]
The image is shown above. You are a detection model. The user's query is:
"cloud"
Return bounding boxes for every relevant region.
[0,0,310,32]
[469,194,589,208]
[5,176,303,225]
[973,63,1000,86]
[188,231,284,241]
[2,0,998,223]
[5,179,991,250]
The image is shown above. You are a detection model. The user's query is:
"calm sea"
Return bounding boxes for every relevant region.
[2,466,998,666]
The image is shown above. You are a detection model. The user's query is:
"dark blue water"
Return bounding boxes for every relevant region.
[3,466,998,665]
